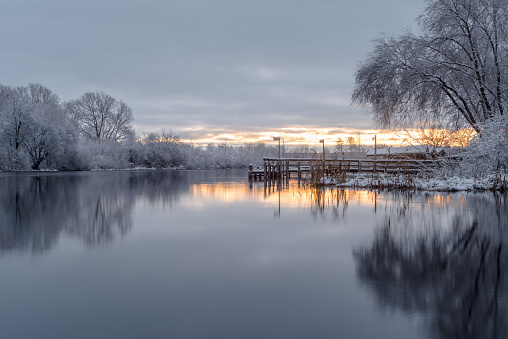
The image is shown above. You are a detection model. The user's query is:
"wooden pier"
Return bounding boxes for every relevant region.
[249,157,439,184]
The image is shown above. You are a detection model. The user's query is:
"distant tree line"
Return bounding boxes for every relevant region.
[0,83,302,171]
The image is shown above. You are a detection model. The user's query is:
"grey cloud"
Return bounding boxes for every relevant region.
[0,0,423,139]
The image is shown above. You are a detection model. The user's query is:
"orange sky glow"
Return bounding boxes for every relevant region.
[178,127,405,147]
[177,127,474,148]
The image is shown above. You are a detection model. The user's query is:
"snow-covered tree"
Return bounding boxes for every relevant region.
[24,84,79,170]
[65,92,134,143]
[353,0,508,132]
[0,84,81,170]
[0,86,32,169]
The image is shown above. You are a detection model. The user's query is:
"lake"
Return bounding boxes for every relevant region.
[0,170,506,339]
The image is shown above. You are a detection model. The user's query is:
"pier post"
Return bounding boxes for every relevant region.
[271,161,274,182]
[278,160,281,185]
[267,162,270,180]
[297,161,301,184]
[286,159,290,185]
[269,162,273,183]
[264,161,268,187]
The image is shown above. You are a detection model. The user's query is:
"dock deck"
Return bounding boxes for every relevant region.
[249,157,443,183]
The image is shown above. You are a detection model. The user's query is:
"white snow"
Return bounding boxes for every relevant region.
[321,173,507,192]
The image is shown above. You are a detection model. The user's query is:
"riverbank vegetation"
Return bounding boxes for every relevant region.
[350,0,508,191]
[0,84,301,171]
[0,81,506,194]
[2,1,507,189]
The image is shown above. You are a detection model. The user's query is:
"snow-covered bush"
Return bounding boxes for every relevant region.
[128,131,185,169]
[80,141,131,170]
[461,115,508,179]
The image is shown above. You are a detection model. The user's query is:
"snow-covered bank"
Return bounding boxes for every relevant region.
[319,173,508,192]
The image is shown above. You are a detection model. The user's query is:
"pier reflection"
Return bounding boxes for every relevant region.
[261,183,381,220]
[354,193,508,338]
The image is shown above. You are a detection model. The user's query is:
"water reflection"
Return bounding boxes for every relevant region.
[308,187,349,219]
[0,171,372,255]
[354,192,508,338]
[1,170,507,338]
[262,184,357,221]
[0,171,201,253]
[0,174,66,253]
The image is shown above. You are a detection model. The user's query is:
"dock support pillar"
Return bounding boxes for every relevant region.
[285,160,290,186]
[263,161,267,187]
[297,161,301,185]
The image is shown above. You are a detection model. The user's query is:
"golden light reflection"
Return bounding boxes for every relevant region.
[429,193,468,208]
[188,181,379,211]
[189,182,263,204]
[186,180,473,216]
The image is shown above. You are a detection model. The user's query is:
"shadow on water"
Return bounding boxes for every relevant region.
[354,192,508,339]
[0,170,228,254]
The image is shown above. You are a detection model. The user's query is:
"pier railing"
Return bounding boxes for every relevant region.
[249,157,445,184]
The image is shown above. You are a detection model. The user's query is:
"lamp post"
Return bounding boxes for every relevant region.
[273,137,281,160]
[319,139,325,174]
[273,137,281,183]
[372,135,377,159]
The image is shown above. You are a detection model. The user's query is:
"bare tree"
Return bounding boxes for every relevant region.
[28,83,60,106]
[450,127,476,149]
[66,92,134,142]
[401,116,455,148]
[346,136,357,155]
[334,137,345,159]
[353,0,508,133]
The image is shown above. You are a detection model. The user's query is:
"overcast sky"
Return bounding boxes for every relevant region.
[0,0,424,143]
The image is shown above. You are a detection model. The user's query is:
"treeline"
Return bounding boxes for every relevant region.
[0,83,317,171]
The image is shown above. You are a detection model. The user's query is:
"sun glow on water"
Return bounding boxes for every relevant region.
[185,181,382,210]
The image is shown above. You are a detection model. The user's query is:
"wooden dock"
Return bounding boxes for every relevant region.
[249,157,440,184]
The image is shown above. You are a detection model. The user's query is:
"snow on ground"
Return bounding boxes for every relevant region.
[321,173,507,192]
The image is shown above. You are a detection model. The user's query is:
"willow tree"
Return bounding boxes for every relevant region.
[353,0,508,132]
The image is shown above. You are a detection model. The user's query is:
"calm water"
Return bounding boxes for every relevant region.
[0,170,506,339]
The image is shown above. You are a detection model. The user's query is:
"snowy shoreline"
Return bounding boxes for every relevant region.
[0,166,241,173]
[319,173,508,192]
